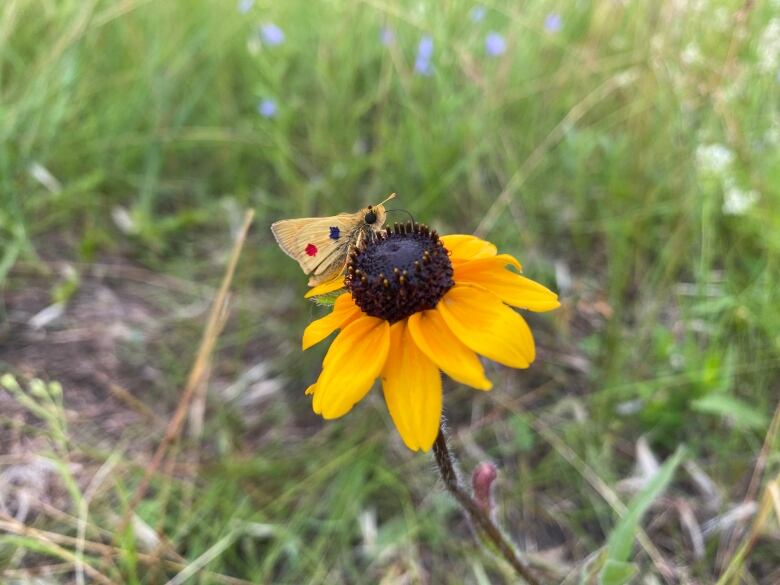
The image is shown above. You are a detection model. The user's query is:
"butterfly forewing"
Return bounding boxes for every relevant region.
[271,212,365,284]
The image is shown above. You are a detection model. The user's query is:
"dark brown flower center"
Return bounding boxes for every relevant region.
[346,223,454,323]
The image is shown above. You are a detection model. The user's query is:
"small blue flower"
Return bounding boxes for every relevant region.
[544,13,562,33]
[380,26,394,46]
[485,32,506,56]
[415,57,433,76]
[414,35,434,76]
[258,98,277,118]
[237,0,254,13]
[418,35,434,59]
[260,23,285,46]
[470,6,486,23]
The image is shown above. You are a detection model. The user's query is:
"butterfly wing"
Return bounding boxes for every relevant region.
[271,212,363,284]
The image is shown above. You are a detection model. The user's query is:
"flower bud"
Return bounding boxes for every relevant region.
[472,461,498,513]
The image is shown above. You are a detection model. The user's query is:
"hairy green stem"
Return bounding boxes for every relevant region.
[432,427,543,585]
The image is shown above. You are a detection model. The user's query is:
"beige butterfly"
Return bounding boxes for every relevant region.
[271,194,396,286]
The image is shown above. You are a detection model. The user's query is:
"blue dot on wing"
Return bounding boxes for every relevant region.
[329,226,340,239]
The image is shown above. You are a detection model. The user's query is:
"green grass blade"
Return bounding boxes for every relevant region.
[605,447,685,563]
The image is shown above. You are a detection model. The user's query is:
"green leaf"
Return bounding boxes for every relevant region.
[605,446,684,562]
[0,238,20,284]
[509,414,535,452]
[308,289,345,306]
[599,560,638,585]
[691,394,769,430]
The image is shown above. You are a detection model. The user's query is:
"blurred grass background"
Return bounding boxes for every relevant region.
[1,0,779,583]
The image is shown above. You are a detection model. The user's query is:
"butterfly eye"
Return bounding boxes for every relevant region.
[364,210,377,224]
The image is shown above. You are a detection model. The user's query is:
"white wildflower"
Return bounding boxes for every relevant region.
[696,143,734,175]
[723,185,759,215]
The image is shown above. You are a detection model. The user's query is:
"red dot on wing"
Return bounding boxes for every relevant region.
[305,243,318,257]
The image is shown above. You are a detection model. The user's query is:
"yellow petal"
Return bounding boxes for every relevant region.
[381,321,442,451]
[437,285,535,368]
[302,293,362,350]
[305,383,316,396]
[304,276,347,299]
[440,234,497,263]
[311,316,390,419]
[454,257,560,312]
[408,310,492,391]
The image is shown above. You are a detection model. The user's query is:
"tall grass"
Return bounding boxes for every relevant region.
[1,0,779,582]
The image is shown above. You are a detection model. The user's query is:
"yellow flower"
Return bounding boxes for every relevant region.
[302,225,559,452]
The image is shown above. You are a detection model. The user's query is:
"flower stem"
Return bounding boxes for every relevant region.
[432,427,543,585]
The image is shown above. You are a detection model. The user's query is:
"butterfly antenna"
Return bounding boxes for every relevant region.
[377,192,397,206]
[386,208,416,225]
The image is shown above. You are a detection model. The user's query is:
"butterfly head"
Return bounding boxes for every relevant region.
[362,193,396,231]
[363,205,382,227]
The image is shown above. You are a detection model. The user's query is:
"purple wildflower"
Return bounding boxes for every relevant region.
[414,56,433,76]
[418,35,434,59]
[414,35,434,76]
[380,26,394,46]
[470,5,486,22]
[260,23,285,46]
[485,32,506,56]
[258,98,277,118]
[544,13,562,33]
[237,0,254,13]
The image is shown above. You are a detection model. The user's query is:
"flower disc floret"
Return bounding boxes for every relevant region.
[345,223,454,323]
